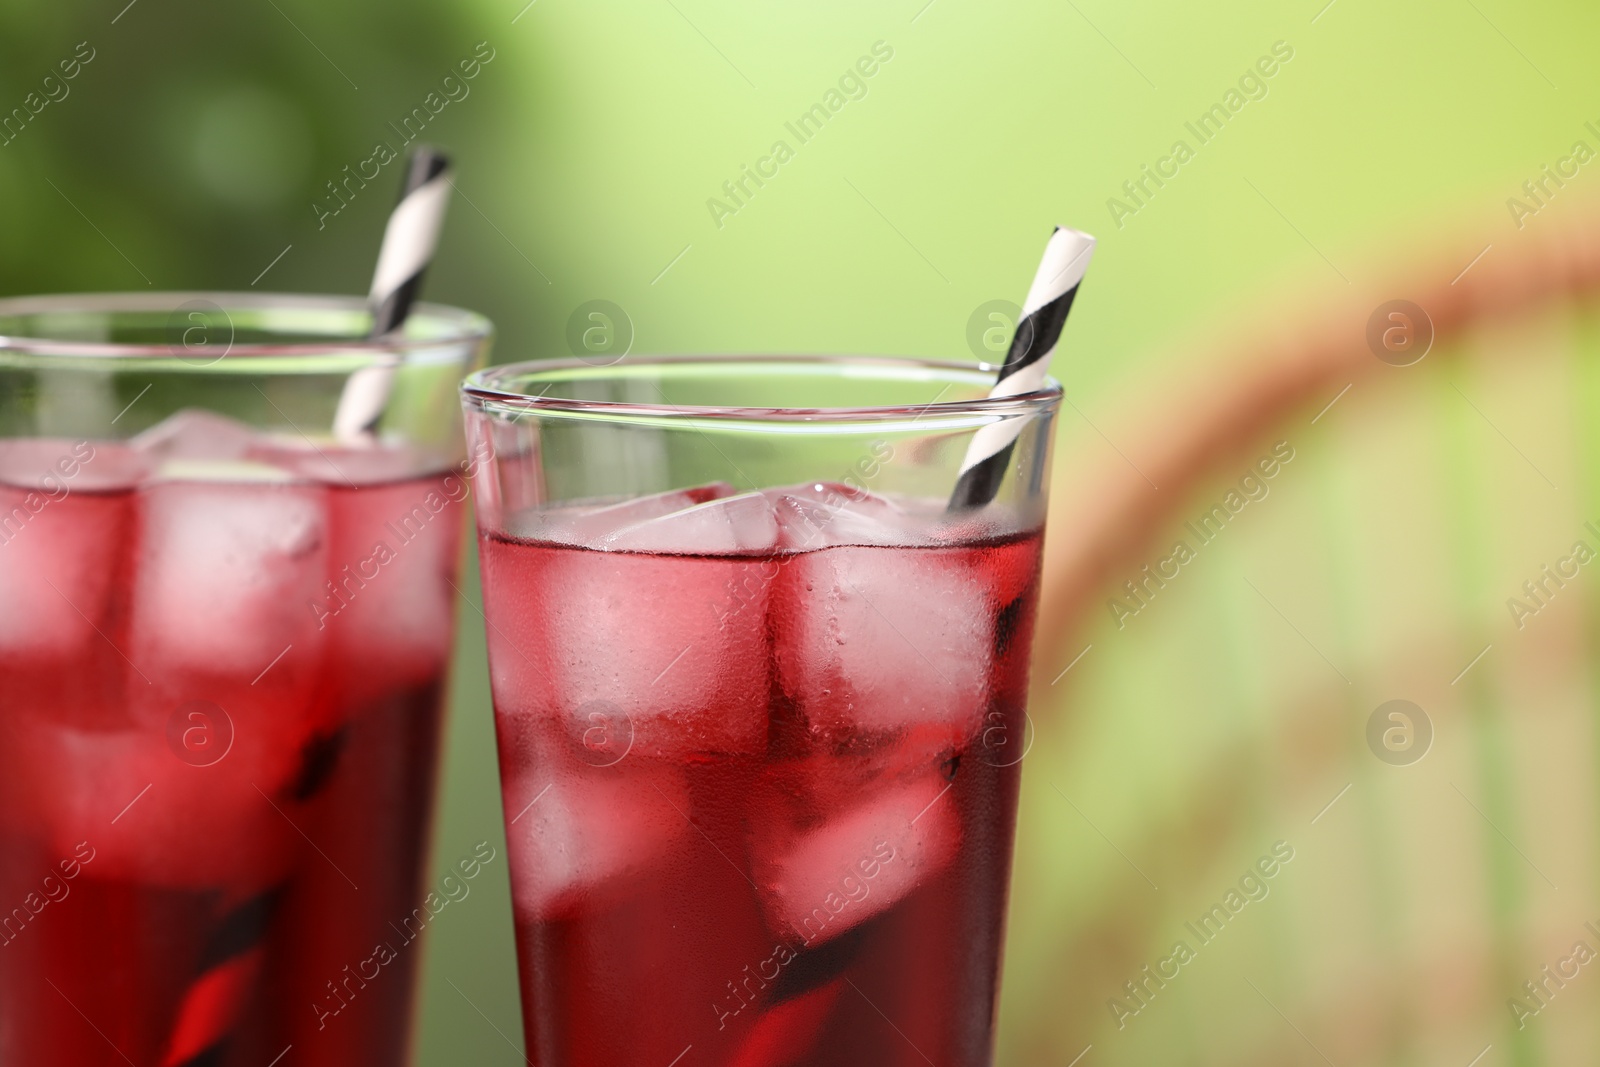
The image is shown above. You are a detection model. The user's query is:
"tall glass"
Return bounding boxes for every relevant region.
[0,293,491,1066]
[462,355,1060,1067]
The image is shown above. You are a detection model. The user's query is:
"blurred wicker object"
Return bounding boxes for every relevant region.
[1007,212,1600,1065]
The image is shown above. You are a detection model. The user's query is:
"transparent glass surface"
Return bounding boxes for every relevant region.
[0,293,491,1067]
[462,355,1060,1067]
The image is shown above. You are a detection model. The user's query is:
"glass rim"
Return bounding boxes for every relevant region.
[0,291,494,359]
[461,354,1062,424]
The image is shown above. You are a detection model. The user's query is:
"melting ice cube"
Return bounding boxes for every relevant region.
[0,484,126,659]
[602,490,777,553]
[501,756,691,920]
[132,408,260,462]
[751,770,960,948]
[6,709,303,892]
[769,482,921,551]
[771,537,993,752]
[483,487,778,758]
[130,480,329,675]
[318,474,464,708]
[554,483,737,546]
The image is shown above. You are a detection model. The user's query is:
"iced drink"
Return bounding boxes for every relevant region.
[479,481,1043,1066]
[0,415,465,1066]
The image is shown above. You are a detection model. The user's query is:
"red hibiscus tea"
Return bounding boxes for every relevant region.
[478,480,1045,1067]
[0,292,488,1067]
[464,356,1060,1066]
[0,421,469,1066]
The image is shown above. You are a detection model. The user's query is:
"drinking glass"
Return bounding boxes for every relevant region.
[0,292,491,1067]
[461,354,1060,1067]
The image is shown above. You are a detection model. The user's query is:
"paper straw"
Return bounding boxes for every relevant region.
[947,226,1096,511]
[332,145,454,442]
[161,150,455,1062]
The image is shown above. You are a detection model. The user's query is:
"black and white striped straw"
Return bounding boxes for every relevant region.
[947,225,1096,511]
[333,145,454,441]
[163,150,455,1064]
[159,730,350,1063]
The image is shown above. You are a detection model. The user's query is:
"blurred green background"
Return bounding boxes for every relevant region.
[5,0,1600,1062]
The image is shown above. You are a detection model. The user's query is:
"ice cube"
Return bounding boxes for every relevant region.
[151,458,297,483]
[0,439,74,489]
[318,474,465,708]
[603,490,777,553]
[0,483,129,659]
[130,480,330,675]
[132,408,260,461]
[500,756,691,920]
[752,771,960,948]
[770,482,920,551]
[480,493,778,759]
[563,483,736,544]
[5,704,304,892]
[509,484,735,544]
[0,437,149,492]
[251,440,443,487]
[772,541,993,752]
